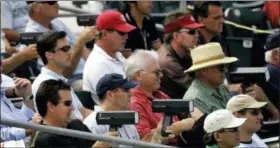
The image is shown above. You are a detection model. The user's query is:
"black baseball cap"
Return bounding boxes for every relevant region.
[265,33,280,51]
[96,74,138,99]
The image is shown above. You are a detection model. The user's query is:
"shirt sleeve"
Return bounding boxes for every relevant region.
[0,125,26,141]
[130,103,151,138]
[1,2,13,29]
[20,103,35,120]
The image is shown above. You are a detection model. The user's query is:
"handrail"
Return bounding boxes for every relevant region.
[1,118,173,148]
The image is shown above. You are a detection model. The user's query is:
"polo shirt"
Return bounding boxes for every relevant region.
[122,10,160,51]
[32,67,83,120]
[83,106,139,147]
[1,1,29,33]
[83,44,126,105]
[238,133,267,148]
[157,44,193,98]
[25,18,85,77]
[183,79,232,114]
[130,87,178,138]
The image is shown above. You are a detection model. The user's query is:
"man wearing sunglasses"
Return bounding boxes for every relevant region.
[227,94,268,147]
[83,10,135,105]
[32,79,117,148]
[32,31,92,121]
[25,1,96,91]
[157,11,204,99]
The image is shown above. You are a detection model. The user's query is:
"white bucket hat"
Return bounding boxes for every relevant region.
[204,109,247,133]
[184,43,238,73]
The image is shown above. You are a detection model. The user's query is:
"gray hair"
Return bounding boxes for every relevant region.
[124,50,159,81]
[265,48,279,63]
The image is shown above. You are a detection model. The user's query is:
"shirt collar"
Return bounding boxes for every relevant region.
[41,67,68,82]
[93,44,124,63]
[193,79,223,96]
[27,18,50,32]
[131,87,163,103]
[123,11,148,29]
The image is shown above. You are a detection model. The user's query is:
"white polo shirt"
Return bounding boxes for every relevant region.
[25,18,85,76]
[83,44,126,104]
[83,106,140,147]
[238,133,268,148]
[32,67,83,120]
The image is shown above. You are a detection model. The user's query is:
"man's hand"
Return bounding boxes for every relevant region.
[31,112,42,124]
[14,77,32,98]
[77,26,98,45]
[92,131,118,148]
[151,120,175,144]
[226,83,243,94]
[21,44,39,61]
[166,118,195,136]
[246,84,267,102]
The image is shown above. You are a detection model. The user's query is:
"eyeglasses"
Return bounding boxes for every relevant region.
[179,29,197,35]
[39,1,58,5]
[218,127,238,133]
[59,100,72,107]
[143,68,163,77]
[53,45,71,52]
[217,64,228,72]
[107,29,126,36]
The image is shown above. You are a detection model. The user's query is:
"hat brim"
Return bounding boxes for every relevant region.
[184,23,205,29]
[120,81,138,90]
[184,57,238,73]
[225,117,247,129]
[247,102,268,109]
[114,23,136,33]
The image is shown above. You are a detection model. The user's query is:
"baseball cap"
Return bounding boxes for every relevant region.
[226,94,268,113]
[96,73,138,99]
[96,10,136,33]
[164,15,205,33]
[204,109,247,133]
[265,33,280,51]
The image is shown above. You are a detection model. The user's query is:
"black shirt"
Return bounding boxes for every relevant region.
[122,10,160,51]
[32,120,95,148]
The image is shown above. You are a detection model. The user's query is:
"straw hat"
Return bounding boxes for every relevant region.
[184,43,238,73]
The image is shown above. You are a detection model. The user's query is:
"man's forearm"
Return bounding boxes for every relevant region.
[2,53,26,73]
[2,29,20,42]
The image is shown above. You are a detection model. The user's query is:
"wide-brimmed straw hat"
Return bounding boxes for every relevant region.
[184,43,238,73]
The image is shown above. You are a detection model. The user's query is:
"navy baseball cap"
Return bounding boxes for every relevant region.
[96,74,138,99]
[265,33,280,51]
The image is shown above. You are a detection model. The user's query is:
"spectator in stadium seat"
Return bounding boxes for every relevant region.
[25,1,95,91]
[32,31,92,121]
[203,109,247,148]
[1,1,29,42]
[226,95,268,147]
[122,1,162,53]
[124,50,204,145]
[83,73,176,146]
[263,1,280,28]
[157,11,204,99]
[0,59,42,141]
[83,10,135,105]
[31,79,117,148]
[261,33,280,120]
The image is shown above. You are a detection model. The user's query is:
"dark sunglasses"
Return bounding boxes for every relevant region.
[40,1,57,5]
[53,45,71,52]
[179,29,197,35]
[218,127,238,133]
[59,100,72,107]
[107,29,126,36]
[217,64,228,72]
[242,109,262,116]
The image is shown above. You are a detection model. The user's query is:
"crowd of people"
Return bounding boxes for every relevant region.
[1,1,279,148]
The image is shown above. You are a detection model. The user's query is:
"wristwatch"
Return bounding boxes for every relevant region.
[23,95,33,101]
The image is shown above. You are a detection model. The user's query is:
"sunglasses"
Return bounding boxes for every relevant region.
[242,109,262,116]
[107,29,126,36]
[218,127,238,133]
[179,29,197,35]
[53,45,71,52]
[40,1,58,5]
[59,100,72,107]
[217,64,228,72]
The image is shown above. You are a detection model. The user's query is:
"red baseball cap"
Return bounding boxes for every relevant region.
[164,15,205,33]
[96,10,136,33]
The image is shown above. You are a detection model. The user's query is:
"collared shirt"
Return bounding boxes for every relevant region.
[83,106,140,147]
[183,79,232,114]
[25,18,85,76]
[122,10,160,51]
[238,133,267,148]
[32,67,83,120]
[1,1,29,32]
[157,44,193,98]
[83,44,126,105]
[130,87,178,138]
[0,89,34,141]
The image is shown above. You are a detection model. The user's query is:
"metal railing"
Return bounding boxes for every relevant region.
[1,118,173,148]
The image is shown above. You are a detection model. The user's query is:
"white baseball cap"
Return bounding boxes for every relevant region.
[204,109,247,133]
[227,94,267,113]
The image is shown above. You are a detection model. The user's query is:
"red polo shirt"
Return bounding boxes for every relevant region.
[130,87,178,138]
